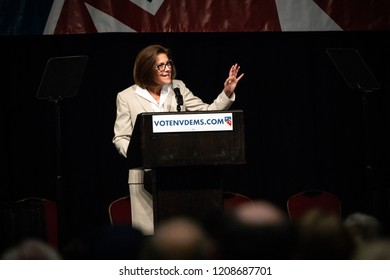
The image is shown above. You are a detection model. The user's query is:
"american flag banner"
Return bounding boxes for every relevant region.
[1,0,390,35]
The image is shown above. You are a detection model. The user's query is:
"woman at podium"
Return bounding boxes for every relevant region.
[112,44,244,235]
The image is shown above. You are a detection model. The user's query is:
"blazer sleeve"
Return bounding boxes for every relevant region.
[174,79,235,111]
[112,89,133,158]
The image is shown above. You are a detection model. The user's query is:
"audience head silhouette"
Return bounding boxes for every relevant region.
[343,212,383,246]
[139,216,217,259]
[1,238,62,260]
[352,238,390,259]
[217,200,296,260]
[293,209,355,259]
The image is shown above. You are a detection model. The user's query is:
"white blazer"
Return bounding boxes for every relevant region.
[113,79,235,158]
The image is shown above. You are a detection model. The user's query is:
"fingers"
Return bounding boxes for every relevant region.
[230,63,241,77]
[236,73,244,82]
[226,63,244,88]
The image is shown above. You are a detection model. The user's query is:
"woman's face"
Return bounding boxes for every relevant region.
[154,53,172,86]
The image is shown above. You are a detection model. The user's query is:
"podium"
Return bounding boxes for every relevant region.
[127,110,246,225]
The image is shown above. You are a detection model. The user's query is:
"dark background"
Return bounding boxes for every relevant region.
[1,31,390,246]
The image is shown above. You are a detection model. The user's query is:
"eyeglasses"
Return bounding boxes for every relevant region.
[156,60,173,72]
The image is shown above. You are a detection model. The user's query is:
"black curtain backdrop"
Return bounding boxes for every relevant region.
[1,31,390,245]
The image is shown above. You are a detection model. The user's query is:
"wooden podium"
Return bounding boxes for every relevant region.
[127,110,246,226]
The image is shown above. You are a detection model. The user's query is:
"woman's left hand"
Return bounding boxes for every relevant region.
[224,63,244,97]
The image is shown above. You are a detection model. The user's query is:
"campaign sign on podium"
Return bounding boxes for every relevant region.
[127,110,246,224]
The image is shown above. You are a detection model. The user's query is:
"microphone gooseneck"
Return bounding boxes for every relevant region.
[172,84,183,112]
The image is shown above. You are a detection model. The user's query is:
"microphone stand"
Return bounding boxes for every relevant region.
[326,48,380,214]
[173,87,183,112]
[36,55,88,249]
[360,85,375,212]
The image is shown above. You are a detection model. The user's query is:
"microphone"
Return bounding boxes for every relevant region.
[172,84,183,112]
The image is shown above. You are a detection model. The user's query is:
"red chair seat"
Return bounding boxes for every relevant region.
[287,190,341,223]
[15,197,58,249]
[108,192,253,226]
[223,191,253,209]
[108,196,131,226]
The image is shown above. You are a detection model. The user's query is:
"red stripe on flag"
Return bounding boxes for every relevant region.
[314,0,390,30]
[55,0,282,33]
[55,0,97,34]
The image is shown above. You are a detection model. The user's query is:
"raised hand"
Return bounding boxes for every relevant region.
[224,63,244,97]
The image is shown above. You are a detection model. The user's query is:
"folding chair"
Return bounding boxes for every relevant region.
[287,190,341,223]
[108,192,254,225]
[15,197,58,248]
[223,191,253,209]
[108,196,131,226]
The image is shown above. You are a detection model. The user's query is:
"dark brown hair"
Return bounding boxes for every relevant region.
[133,44,177,89]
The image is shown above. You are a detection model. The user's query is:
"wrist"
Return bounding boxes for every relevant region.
[224,91,233,98]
